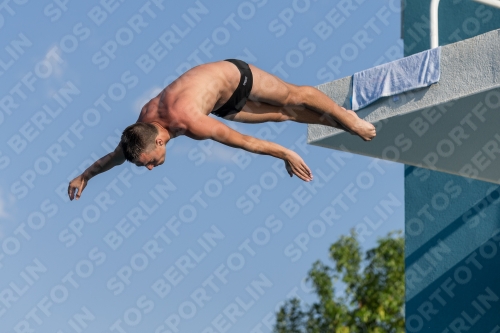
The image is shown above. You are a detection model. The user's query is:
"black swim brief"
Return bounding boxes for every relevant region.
[211,59,253,118]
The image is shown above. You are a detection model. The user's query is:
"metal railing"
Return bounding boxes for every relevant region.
[430,0,500,48]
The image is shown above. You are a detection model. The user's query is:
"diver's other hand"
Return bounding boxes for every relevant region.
[285,151,313,182]
[68,174,88,200]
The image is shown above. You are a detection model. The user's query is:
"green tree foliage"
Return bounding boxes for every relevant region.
[274,231,404,333]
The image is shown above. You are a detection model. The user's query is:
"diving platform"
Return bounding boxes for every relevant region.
[308,29,500,184]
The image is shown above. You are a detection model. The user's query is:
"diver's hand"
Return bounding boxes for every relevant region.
[68,174,88,201]
[284,151,313,182]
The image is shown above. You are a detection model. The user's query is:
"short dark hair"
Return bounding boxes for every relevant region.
[121,122,158,162]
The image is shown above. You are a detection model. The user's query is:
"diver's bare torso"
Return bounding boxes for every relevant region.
[136,61,243,138]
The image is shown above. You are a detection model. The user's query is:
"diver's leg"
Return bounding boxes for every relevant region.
[247,64,376,141]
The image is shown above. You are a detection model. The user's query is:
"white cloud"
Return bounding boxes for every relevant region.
[38,46,67,85]
[43,46,69,97]
[133,86,163,113]
[0,191,15,240]
[0,191,14,219]
[46,46,65,79]
[0,199,7,219]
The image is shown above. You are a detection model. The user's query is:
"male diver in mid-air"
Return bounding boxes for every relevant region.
[68,59,376,200]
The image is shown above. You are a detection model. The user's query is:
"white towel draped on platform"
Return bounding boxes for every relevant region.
[351,47,441,111]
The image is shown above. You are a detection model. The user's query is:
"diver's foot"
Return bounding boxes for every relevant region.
[345,110,376,141]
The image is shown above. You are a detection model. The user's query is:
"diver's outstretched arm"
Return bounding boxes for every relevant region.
[68,145,126,200]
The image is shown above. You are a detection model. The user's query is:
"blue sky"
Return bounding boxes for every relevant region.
[0,1,403,332]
